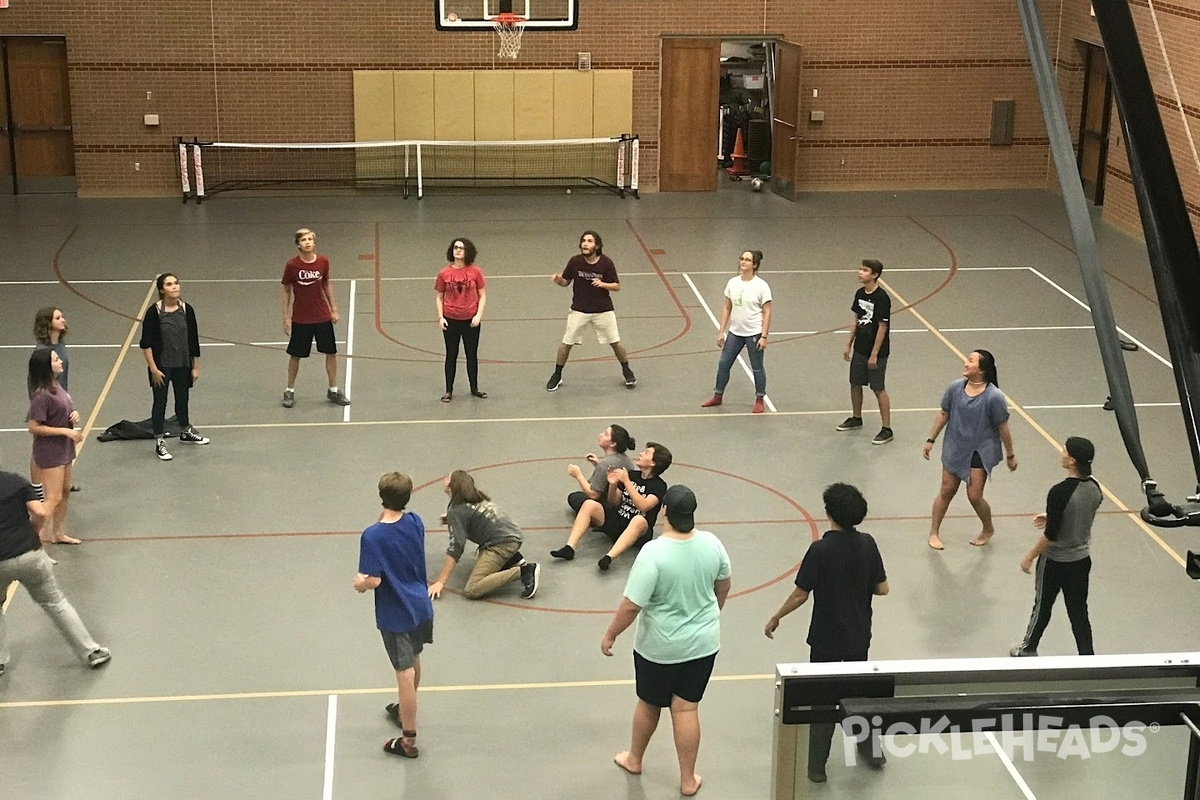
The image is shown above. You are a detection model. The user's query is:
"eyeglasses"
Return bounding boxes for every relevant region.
[453,245,466,250]
[739,257,754,262]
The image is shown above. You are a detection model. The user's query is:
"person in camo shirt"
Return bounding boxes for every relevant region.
[426,470,540,601]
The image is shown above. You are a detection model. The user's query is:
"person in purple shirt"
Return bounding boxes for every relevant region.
[26,349,83,545]
[921,349,1018,550]
[354,471,434,759]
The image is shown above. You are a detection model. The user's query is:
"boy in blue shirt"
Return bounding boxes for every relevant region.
[354,471,434,759]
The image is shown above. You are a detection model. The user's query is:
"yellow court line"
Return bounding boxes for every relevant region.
[0,673,773,710]
[881,278,1185,568]
[74,280,159,459]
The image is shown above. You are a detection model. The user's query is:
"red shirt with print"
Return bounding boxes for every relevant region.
[435,264,486,320]
[283,255,332,324]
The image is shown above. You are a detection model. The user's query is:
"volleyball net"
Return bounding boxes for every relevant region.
[176,135,639,202]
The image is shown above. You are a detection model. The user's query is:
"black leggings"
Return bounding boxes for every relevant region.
[1019,556,1093,655]
[442,318,481,393]
[151,366,192,435]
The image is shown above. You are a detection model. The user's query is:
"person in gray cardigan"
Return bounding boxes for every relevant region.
[427,470,540,601]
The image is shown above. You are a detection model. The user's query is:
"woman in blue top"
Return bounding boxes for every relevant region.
[921,349,1017,550]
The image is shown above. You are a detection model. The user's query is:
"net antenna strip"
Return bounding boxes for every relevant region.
[178,136,639,202]
[772,652,1200,800]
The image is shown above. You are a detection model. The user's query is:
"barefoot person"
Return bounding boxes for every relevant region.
[281,228,350,408]
[546,230,636,392]
[435,238,488,403]
[31,307,80,493]
[601,486,731,797]
[700,250,772,414]
[353,472,434,759]
[139,273,209,462]
[26,350,82,545]
[427,470,540,601]
[1010,437,1100,657]
[0,462,111,676]
[836,259,893,444]
[922,349,1017,549]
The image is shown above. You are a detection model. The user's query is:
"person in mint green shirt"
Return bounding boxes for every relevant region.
[601,485,731,798]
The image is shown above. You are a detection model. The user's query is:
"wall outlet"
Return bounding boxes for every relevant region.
[134,162,141,171]
[146,91,152,100]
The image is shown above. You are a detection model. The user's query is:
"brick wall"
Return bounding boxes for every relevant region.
[0,0,1193,206]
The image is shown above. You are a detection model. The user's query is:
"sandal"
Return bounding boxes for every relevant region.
[383,734,419,759]
[440,393,452,403]
[385,702,403,728]
[471,390,488,399]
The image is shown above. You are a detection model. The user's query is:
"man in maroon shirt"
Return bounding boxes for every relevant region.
[546,230,636,392]
[281,228,350,408]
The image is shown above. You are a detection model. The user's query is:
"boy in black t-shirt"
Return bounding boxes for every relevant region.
[837,259,893,444]
[764,483,889,783]
[551,443,672,570]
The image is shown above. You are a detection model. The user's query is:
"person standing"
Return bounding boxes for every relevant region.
[282,228,350,408]
[435,238,488,403]
[700,250,772,414]
[0,464,111,676]
[354,472,434,759]
[763,483,889,783]
[139,273,209,462]
[26,350,82,545]
[427,469,540,600]
[1011,437,1100,657]
[601,485,731,798]
[565,423,636,513]
[546,230,636,392]
[31,307,81,493]
[921,349,1017,550]
[836,259,893,444]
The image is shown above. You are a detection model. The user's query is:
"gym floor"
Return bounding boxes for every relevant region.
[1,185,1197,799]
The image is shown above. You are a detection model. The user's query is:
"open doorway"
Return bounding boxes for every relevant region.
[718,39,773,193]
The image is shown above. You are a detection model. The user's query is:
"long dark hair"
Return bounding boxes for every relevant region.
[609,423,634,453]
[447,469,491,507]
[28,348,59,394]
[974,349,999,387]
[581,229,603,255]
[156,272,178,301]
[742,250,763,272]
[446,238,478,265]
[33,307,66,344]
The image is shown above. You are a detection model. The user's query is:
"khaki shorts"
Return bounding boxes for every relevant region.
[562,310,621,345]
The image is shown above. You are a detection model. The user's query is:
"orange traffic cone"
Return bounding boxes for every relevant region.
[726,128,750,177]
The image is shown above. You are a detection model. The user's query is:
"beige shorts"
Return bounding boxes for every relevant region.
[562,310,621,345]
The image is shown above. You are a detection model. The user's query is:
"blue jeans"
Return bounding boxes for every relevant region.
[714,333,766,396]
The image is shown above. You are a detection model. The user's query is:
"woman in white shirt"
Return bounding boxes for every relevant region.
[700,250,772,414]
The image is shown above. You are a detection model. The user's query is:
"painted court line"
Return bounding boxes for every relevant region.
[0,673,773,710]
[985,731,1039,800]
[343,279,356,423]
[323,695,338,800]
[681,272,777,413]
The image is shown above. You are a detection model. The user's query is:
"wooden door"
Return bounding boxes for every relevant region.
[7,37,75,193]
[770,40,802,201]
[0,43,11,194]
[1077,42,1111,205]
[659,37,720,191]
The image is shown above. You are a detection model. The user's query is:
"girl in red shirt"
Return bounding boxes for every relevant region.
[434,238,488,402]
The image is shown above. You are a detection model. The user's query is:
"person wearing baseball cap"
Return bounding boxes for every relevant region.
[1011,436,1100,657]
[600,484,731,798]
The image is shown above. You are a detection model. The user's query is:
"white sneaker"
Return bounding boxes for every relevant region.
[155,441,173,461]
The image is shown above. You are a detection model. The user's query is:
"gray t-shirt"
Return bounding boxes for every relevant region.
[158,305,190,368]
[1044,477,1102,562]
[445,500,523,561]
[589,452,635,496]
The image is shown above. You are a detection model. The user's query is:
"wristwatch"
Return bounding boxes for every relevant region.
[926,438,936,444]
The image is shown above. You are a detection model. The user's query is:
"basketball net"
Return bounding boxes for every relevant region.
[493,14,526,60]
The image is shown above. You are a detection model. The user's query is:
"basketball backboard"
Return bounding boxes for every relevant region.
[435,0,579,30]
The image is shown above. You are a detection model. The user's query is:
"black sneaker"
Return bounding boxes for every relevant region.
[327,388,351,406]
[282,389,295,408]
[871,428,894,445]
[520,562,541,599]
[1009,645,1038,657]
[836,416,863,431]
[546,372,563,392]
[87,647,112,668]
[180,427,210,445]
[155,441,173,461]
[622,366,637,388]
[857,740,887,768]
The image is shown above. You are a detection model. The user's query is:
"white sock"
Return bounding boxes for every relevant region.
[329,386,338,392]
[286,387,294,392]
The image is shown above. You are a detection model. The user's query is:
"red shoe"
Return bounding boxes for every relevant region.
[752,397,765,414]
[700,394,723,408]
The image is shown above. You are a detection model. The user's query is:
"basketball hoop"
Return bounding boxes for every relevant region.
[492,12,526,60]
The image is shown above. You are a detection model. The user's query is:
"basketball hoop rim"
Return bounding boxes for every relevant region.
[491,12,527,27]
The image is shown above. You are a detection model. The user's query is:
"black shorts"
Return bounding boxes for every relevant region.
[849,351,887,392]
[287,321,337,358]
[970,451,984,469]
[381,619,434,671]
[633,650,717,708]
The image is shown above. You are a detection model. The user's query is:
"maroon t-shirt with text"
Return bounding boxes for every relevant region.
[563,254,618,314]
[282,255,332,324]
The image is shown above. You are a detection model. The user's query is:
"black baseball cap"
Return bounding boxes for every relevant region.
[663,484,697,532]
[1065,436,1095,466]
